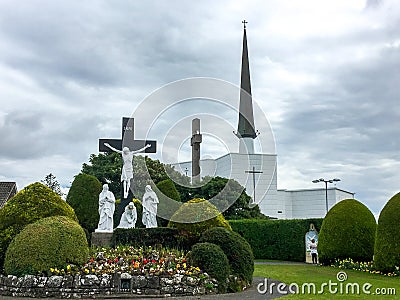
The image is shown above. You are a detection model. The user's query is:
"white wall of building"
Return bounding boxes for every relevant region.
[278,188,355,219]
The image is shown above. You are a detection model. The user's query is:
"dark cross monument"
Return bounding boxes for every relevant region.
[191,118,202,184]
[99,117,157,224]
[245,166,263,207]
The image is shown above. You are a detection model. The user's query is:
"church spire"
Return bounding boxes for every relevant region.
[236,20,257,140]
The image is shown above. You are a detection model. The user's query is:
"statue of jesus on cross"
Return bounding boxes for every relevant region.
[104,143,151,199]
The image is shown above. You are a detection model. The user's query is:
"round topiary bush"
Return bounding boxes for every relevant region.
[0,182,78,269]
[374,192,400,272]
[66,173,103,233]
[4,216,89,276]
[167,198,232,246]
[187,242,230,293]
[200,227,254,291]
[318,199,376,265]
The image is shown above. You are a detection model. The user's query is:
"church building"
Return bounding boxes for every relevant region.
[172,23,354,219]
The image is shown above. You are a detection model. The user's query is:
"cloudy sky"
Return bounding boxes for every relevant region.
[0,0,398,217]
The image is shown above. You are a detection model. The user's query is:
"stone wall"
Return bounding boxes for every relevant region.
[0,272,218,298]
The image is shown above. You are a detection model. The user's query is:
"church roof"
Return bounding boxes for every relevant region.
[236,21,257,139]
[0,182,17,209]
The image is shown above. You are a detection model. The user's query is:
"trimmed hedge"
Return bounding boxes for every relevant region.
[113,227,188,249]
[4,216,89,276]
[374,192,400,272]
[200,227,254,291]
[168,198,231,246]
[66,173,103,233]
[0,182,78,269]
[229,218,323,261]
[318,199,376,265]
[187,242,230,293]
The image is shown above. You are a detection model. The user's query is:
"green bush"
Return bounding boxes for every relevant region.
[113,227,189,249]
[318,199,376,265]
[0,182,77,269]
[374,192,400,272]
[187,242,230,293]
[4,216,89,276]
[66,173,103,233]
[156,179,181,227]
[168,198,232,246]
[200,227,254,291]
[229,218,323,261]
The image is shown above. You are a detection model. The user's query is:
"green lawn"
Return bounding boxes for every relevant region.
[254,263,400,299]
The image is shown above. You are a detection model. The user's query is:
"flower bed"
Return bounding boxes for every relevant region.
[0,246,219,298]
[331,258,400,277]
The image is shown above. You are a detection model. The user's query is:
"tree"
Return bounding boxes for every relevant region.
[191,177,267,220]
[41,173,64,197]
[66,173,103,233]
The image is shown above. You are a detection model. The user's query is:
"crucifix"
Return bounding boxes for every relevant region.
[99,117,157,223]
[245,166,263,207]
[242,19,248,29]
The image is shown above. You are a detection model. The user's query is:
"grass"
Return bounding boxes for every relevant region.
[254,263,400,299]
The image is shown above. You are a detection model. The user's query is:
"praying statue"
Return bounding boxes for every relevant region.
[104,143,151,198]
[117,202,137,229]
[95,184,115,232]
[142,185,159,228]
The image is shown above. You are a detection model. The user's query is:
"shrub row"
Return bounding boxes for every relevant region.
[229,218,323,261]
[112,227,188,249]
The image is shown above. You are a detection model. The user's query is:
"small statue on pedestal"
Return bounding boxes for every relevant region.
[95,184,115,233]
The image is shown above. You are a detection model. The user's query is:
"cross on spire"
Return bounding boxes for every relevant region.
[242,19,248,29]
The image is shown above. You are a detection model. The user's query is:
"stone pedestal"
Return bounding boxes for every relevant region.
[91,232,113,247]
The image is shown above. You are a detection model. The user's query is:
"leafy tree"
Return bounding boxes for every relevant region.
[66,173,103,233]
[191,177,267,220]
[41,173,64,197]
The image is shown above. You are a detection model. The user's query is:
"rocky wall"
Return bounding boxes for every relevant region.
[0,272,218,298]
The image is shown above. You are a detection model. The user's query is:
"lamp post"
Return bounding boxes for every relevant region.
[312,178,341,213]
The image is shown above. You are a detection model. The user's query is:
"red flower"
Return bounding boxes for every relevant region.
[151,259,156,264]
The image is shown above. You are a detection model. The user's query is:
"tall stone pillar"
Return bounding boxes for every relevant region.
[191,118,202,184]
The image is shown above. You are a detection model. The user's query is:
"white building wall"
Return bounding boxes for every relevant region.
[278,188,355,219]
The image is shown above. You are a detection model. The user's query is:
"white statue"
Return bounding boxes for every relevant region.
[117,202,137,229]
[104,143,151,198]
[142,185,159,228]
[96,184,116,232]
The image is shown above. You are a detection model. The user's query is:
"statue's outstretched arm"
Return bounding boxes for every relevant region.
[104,143,122,154]
[131,144,151,154]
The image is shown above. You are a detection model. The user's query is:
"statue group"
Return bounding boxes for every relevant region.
[95,183,159,232]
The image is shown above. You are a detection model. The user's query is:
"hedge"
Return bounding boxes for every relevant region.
[168,198,231,246]
[4,216,88,276]
[187,242,230,293]
[113,227,189,249]
[374,192,400,272]
[318,199,376,265]
[229,218,323,261]
[66,173,103,233]
[200,227,254,291]
[0,182,77,270]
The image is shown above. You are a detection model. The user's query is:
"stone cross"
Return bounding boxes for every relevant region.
[191,118,202,184]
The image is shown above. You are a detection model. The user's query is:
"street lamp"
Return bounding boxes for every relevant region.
[312,178,341,213]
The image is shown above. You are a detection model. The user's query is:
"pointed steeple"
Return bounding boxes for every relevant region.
[236,20,257,140]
